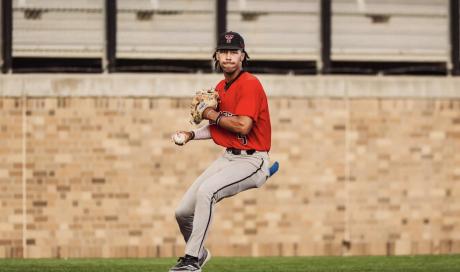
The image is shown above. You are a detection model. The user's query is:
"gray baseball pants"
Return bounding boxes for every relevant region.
[175,150,270,258]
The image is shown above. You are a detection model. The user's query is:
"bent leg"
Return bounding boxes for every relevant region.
[175,155,229,243]
[184,156,267,257]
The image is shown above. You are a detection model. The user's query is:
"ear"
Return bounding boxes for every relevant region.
[240,52,245,61]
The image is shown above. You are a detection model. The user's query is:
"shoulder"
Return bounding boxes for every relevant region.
[241,72,259,82]
[237,73,267,100]
[242,73,265,94]
[215,80,226,93]
[241,72,263,89]
[216,79,226,89]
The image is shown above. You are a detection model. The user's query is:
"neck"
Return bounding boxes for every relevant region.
[224,67,242,82]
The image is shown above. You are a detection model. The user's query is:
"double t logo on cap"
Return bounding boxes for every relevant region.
[217,31,245,51]
[225,34,234,44]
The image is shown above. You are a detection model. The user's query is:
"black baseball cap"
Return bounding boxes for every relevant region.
[216,31,246,51]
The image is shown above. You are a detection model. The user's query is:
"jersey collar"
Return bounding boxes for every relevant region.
[224,70,245,91]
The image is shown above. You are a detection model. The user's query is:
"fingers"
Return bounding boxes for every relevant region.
[172,131,187,146]
[172,131,193,146]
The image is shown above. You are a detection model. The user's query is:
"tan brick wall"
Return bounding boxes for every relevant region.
[1,95,459,258]
[347,99,460,255]
[0,98,24,258]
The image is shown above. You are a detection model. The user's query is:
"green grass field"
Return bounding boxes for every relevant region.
[0,255,459,272]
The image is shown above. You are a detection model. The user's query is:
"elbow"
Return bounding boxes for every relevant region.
[235,124,252,136]
[230,116,253,135]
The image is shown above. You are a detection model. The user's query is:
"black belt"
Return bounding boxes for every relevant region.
[226,148,256,155]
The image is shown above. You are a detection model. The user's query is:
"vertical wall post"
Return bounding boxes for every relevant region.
[216,0,227,41]
[106,0,117,73]
[320,0,332,74]
[2,0,12,73]
[450,0,460,75]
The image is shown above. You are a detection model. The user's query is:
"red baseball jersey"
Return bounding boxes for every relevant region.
[210,72,271,151]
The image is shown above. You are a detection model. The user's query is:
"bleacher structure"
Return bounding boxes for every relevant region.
[227,0,320,61]
[12,0,103,58]
[1,0,459,74]
[332,0,448,62]
[117,0,215,60]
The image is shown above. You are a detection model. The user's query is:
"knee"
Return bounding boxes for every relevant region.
[196,185,214,202]
[175,205,191,221]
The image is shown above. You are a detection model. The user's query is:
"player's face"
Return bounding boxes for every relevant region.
[217,49,244,74]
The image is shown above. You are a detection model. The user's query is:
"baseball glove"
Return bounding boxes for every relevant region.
[190,88,219,125]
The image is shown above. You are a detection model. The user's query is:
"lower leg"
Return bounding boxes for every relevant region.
[175,209,194,243]
[184,189,215,257]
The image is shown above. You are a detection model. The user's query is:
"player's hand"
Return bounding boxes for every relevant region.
[171,131,193,146]
[190,88,219,125]
[202,108,217,121]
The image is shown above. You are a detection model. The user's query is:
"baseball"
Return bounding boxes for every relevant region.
[173,132,186,145]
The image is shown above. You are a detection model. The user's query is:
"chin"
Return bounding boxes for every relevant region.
[223,67,238,74]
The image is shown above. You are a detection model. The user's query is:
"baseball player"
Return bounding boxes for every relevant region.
[169,31,272,272]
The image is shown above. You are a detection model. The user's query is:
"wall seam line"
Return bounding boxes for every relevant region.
[21,80,27,258]
[344,80,352,255]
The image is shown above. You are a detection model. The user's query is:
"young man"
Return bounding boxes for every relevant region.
[169,31,271,272]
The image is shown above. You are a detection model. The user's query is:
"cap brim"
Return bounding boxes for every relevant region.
[216,45,243,50]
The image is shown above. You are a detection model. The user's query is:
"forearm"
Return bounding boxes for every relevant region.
[172,125,211,146]
[191,124,211,140]
[205,109,251,135]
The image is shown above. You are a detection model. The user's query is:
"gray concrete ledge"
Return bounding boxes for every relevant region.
[1,73,459,98]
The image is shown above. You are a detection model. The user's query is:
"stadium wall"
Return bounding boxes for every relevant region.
[0,74,459,258]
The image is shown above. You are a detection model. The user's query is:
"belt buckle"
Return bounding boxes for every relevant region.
[227,148,239,155]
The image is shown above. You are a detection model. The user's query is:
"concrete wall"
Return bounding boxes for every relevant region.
[1,74,459,258]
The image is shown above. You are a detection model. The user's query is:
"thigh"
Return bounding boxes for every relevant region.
[176,155,230,213]
[198,156,268,203]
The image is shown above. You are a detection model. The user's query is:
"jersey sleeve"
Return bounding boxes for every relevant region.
[233,79,262,122]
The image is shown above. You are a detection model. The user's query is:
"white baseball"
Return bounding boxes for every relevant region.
[173,132,186,145]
